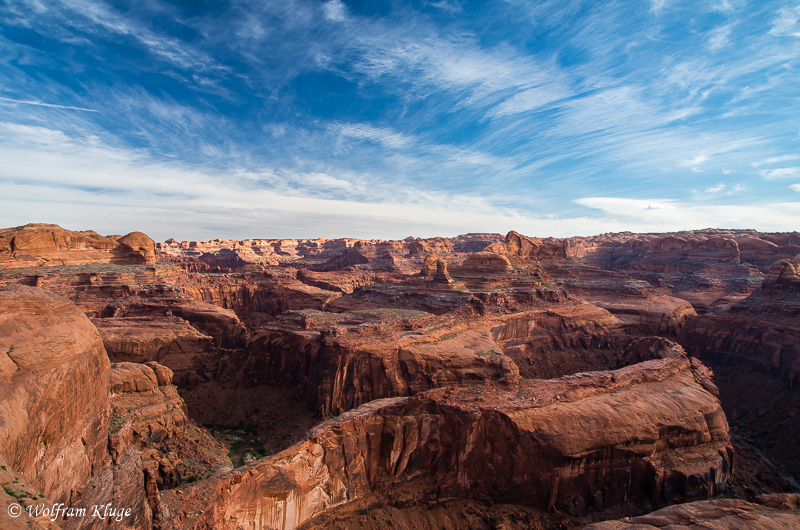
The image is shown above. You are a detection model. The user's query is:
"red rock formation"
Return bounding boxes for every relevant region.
[490,304,626,378]
[762,255,800,295]
[4,224,799,529]
[679,256,800,388]
[488,230,586,260]
[586,493,800,529]
[170,347,731,529]
[0,223,157,268]
[0,285,110,504]
[459,251,512,272]
[431,259,452,284]
[249,315,520,417]
[116,232,157,264]
[94,317,213,385]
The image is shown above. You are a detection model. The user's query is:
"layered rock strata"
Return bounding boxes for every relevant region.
[679,257,800,388]
[169,345,731,529]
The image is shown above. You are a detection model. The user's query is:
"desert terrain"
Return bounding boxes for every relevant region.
[1,223,799,529]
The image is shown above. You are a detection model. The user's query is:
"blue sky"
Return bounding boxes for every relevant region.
[1,0,799,241]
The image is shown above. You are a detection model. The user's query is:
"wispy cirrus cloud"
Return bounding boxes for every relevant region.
[0,96,98,112]
[690,182,746,200]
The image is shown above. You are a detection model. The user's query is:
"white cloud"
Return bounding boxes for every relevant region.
[335,123,413,149]
[650,0,668,15]
[770,6,800,38]
[689,181,747,200]
[487,86,566,118]
[680,152,709,169]
[430,1,462,14]
[759,167,800,179]
[0,95,98,112]
[752,154,800,167]
[707,25,733,50]
[575,196,800,232]
[54,0,219,70]
[323,0,347,22]
[576,197,676,215]
[791,183,800,192]
[4,121,798,241]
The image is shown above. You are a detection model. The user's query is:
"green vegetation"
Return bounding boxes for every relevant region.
[203,420,258,435]
[228,441,242,463]
[253,441,272,458]
[109,412,126,432]
[366,308,428,318]
[3,484,33,502]
[186,475,200,484]
[3,485,23,498]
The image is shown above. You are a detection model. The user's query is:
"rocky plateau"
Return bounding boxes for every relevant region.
[1,223,799,529]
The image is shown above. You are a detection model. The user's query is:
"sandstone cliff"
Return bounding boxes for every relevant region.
[168,344,731,529]
[0,285,110,504]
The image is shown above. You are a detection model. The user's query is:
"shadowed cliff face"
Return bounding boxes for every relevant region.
[585,493,800,529]
[678,256,800,389]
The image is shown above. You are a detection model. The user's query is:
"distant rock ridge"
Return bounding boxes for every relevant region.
[0,223,157,268]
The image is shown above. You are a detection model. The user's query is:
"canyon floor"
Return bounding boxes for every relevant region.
[1,223,800,529]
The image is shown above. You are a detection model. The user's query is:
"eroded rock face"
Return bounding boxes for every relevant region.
[95,317,213,385]
[172,348,731,529]
[249,316,520,417]
[110,362,188,446]
[0,285,110,504]
[586,493,800,529]
[678,256,800,388]
[460,251,513,272]
[762,256,800,295]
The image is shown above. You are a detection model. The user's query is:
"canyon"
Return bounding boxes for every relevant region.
[1,223,799,529]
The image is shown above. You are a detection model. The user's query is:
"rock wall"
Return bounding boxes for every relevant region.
[249,321,520,417]
[175,348,731,529]
[679,315,800,388]
[0,285,110,504]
